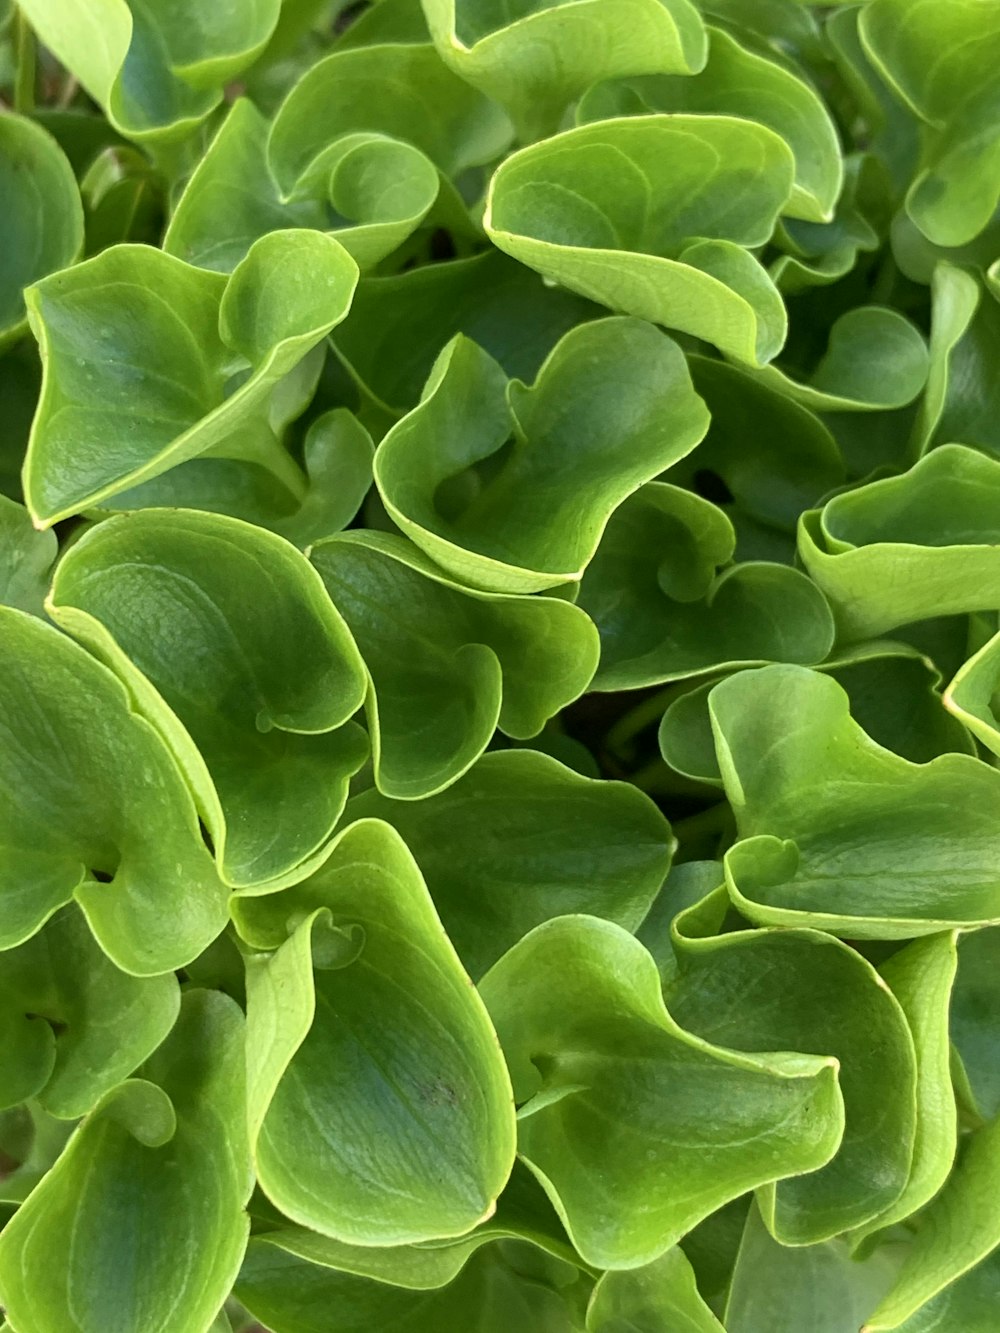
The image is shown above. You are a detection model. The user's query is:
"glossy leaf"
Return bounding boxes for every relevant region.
[348,748,674,978]
[0,493,55,615]
[49,508,368,889]
[310,531,599,799]
[374,318,709,593]
[24,230,359,526]
[0,989,251,1333]
[586,1247,724,1333]
[0,605,228,974]
[485,115,794,366]
[480,915,844,1269]
[237,818,517,1245]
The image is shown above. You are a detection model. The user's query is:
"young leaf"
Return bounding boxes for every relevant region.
[49,507,369,889]
[310,531,599,799]
[236,818,517,1246]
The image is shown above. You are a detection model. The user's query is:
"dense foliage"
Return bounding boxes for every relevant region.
[1,0,999,1329]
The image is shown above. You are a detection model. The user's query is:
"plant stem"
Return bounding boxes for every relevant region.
[14,8,36,115]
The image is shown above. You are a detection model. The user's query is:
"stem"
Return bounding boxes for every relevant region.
[14,8,36,115]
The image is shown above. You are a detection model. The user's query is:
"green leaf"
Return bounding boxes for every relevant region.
[0,903,179,1118]
[578,24,841,223]
[948,927,1000,1122]
[24,229,359,527]
[724,1200,903,1333]
[0,989,251,1333]
[16,0,281,143]
[310,530,599,799]
[910,263,981,456]
[799,444,1000,640]
[864,1115,1000,1330]
[236,818,517,1245]
[577,483,834,690]
[49,507,369,889]
[347,748,675,979]
[860,0,1000,245]
[0,605,228,974]
[712,665,1000,936]
[885,1244,1000,1332]
[422,0,707,142]
[268,41,512,182]
[374,319,709,593]
[485,115,794,366]
[332,250,601,417]
[0,493,55,615]
[667,906,917,1243]
[0,112,83,348]
[587,1247,724,1332]
[165,98,446,274]
[479,915,844,1269]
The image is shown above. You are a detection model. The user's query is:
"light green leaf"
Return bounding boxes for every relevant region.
[479,915,844,1269]
[910,264,981,456]
[236,818,517,1245]
[16,0,281,143]
[725,1200,903,1333]
[0,903,179,1119]
[0,494,55,615]
[347,748,674,978]
[886,1244,1000,1332]
[577,483,834,689]
[485,115,794,366]
[374,319,709,593]
[332,250,601,417]
[799,444,1000,640]
[712,665,1000,936]
[865,1116,1000,1330]
[0,605,228,974]
[310,530,599,799]
[24,229,359,527]
[578,24,842,223]
[422,0,706,142]
[0,113,83,348]
[587,1247,724,1332]
[0,990,251,1333]
[667,906,917,1243]
[165,98,446,274]
[268,41,512,182]
[49,507,369,890]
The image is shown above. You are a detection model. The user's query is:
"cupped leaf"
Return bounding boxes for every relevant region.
[944,627,1000,757]
[0,493,56,615]
[268,41,512,183]
[485,115,794,366]
[332,249,601,417]
[310,530,599,799]
[860,0,1000,246]
[864,1115,1000,1331]
[347,748,674,979]
[422,0,706,142]
[165,98,446,274]
[0,904,179,1119]
[724,1200,902,1333]
[753,306,929,412]
[578,24,842,223]
[577,483,834,690]
[587,1246,724,1333]
[910,264,981,456]
[712,665,1000,936]
[16,0,281,143]
[770,153,882,293]
[24,229,359,527]
[374,318,709,593]
[49,507,368,889]
[236,818,517,1245]
[479,915,844,1269]
[0,605,228,974]
[0,112,83,348]
[799,444,1000,640]
[0,989,251,1333]
[667,907,917,1243]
